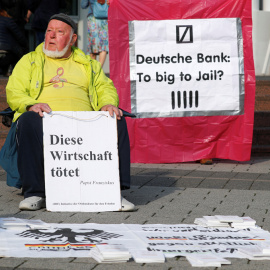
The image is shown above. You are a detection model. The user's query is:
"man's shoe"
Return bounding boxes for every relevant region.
[19,196,46,210]
[121,196,135,212]
[200,158,213,165]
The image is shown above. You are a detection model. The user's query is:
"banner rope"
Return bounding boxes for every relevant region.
[48,112,109,121]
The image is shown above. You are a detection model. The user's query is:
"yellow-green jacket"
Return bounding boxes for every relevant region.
[6,43,119,121]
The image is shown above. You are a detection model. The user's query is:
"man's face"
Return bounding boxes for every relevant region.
[44,19,76,58]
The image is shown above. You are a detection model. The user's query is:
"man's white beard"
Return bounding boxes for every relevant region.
[43,42,70,58]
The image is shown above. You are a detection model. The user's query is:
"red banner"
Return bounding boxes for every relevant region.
[108,0,255,163]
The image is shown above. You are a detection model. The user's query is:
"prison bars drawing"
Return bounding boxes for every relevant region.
[171,90,199,109]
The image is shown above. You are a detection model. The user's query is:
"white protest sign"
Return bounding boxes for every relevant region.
[43,111,121,212]
[126,224,270,258]
[2,220,270,260]
[129,18,244,118]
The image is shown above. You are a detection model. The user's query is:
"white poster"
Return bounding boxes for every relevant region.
[1,219,270,260]
[43,111,121,212]
[126,224,270,258]
[0,220,137,258]
[129,18,244,118]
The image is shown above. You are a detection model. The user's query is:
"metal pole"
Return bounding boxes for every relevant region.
[260,0,263,10]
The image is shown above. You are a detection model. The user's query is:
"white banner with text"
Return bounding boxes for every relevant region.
[1,219,270,260]
[129,18,244,118]
[43,111,121,212]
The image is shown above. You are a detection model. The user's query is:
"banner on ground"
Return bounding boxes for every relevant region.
[1,219,270,258]
[43,112,121,212]
[108,0,255,163]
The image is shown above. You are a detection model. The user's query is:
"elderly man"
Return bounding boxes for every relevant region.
[5,13,134,211]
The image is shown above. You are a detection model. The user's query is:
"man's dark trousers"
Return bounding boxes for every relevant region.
[16,111,131,198]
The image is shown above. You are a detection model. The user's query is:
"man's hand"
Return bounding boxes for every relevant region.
[27,103,52,117]
[101,105,123,120]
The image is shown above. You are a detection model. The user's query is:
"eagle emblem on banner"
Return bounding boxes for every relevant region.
[17,228,122,251]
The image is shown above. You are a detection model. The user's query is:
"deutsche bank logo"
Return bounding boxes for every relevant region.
[176,25,193,44]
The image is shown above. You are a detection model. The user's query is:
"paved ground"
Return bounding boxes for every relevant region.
[1,157,270,269]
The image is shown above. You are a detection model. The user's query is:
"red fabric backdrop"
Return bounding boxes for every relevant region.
[108,0,255,163]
